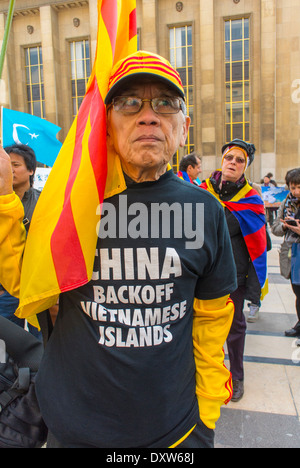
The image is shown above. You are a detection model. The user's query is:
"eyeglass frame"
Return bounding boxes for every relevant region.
[223,154,246,165]
[106,96,187,115]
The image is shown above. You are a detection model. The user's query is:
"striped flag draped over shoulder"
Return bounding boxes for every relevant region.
[16,0,137,326]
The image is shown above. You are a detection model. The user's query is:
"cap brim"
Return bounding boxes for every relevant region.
[105,72,185,105]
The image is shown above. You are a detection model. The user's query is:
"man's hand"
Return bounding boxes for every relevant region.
[281,217,300,236]
[0,146,13,195]
[285,218,300,236]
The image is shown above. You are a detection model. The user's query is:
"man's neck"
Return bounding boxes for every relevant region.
[122,164,168,184]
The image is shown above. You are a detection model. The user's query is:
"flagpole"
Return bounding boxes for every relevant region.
[0,0,15,80]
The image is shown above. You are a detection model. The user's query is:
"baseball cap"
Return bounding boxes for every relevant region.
[105,50,185,105]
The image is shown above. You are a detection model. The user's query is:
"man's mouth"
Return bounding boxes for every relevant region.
[135,135,161,142]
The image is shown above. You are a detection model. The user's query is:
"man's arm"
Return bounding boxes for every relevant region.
[0,145,13,196]
[0,146,26,297]
[193,294,234,430]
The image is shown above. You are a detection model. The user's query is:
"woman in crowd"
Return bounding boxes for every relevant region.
[201,139,268,402]
[271,168,300,337]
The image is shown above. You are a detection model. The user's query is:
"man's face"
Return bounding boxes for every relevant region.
[107,80,190,181]
[187,158,202,181]
[9,153,33,189]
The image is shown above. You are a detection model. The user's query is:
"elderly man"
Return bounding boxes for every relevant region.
[0,51,236,448]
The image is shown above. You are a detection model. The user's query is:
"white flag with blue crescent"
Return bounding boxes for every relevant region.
[1,107,62,167]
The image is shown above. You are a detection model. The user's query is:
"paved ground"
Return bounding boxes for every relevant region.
[215,233,300,448]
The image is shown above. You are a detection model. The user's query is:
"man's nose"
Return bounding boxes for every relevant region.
[136,101,160,125]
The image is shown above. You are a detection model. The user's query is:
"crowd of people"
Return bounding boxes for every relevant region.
[0,50,299,448]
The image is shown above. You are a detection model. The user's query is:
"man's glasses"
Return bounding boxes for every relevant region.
[223,154,246,165]
[108,96,186,115]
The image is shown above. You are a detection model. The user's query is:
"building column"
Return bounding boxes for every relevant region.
[0,12,12,109]
[198,0,216,177]
[88,0,98,63]
[142,0,158,53]
[40,5,61,127]
[260,0,276,179]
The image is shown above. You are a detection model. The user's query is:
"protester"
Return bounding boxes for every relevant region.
[262,172,278,227]
[271,168,300,338]
[246,180,270,323]
[262,172,277,187]
[177,152,202,185]
[201,138,268,402]
[0,51,237,448]
[0,144,41,339]
[246,177,267,324]
[5,144,41,225]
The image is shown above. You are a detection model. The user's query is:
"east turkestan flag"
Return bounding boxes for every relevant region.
[2,107,62,167]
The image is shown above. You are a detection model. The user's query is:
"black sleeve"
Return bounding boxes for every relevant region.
[0,316,44,371]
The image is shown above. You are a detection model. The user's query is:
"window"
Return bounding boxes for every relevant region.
[225,18,250,142]
[25,46,45,118]
[70,40,91,118]
[169,25,194,172]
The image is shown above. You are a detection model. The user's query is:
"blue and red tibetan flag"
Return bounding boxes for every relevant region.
[177,171,193,184]
[201,179,268,300]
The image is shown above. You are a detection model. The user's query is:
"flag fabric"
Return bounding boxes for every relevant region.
[201,178,269,300]
[1,107,62,166]
[15,0,137,327]
[176,171,193,184]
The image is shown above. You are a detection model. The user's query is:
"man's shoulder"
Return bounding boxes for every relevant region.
[29,187,41,200]
[22,187,41,214]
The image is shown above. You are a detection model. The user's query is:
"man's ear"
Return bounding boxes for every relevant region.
[179,115,191,148]
[106,115,114,149]
[186,164,192,175]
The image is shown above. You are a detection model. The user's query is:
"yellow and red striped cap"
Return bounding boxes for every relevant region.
[105,50,185,104]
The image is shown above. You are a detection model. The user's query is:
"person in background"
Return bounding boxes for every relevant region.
[4,144,41,232]
[262,172,278,227]
[262,172,277,188]
[271,168,300,338]
[0,144,41,339]
[177,152,202,185]
[201,138,268,402]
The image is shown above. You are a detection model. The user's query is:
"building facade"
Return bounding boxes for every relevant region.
[0,0,299,182]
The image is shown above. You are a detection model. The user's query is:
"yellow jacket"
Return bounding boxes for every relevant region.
[0,192,234,430]
[0,193,25,297]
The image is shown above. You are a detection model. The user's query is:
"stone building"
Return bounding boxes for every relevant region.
[0,0,299,182]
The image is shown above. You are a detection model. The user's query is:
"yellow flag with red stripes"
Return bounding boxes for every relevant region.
[16,0,137,326]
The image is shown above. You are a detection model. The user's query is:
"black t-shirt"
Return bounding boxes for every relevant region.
[36,170,237,448]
